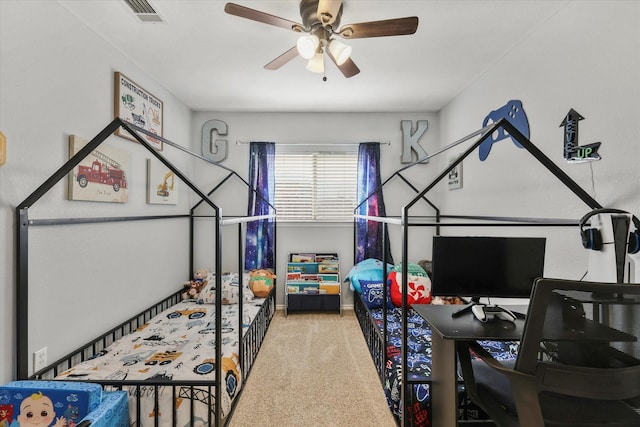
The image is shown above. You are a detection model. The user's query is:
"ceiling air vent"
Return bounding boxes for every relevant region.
[123,0,165,23]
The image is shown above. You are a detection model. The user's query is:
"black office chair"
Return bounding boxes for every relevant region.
[457,278,640,427]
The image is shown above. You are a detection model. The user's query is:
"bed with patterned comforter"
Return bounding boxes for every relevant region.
[366,303,519,425]
[56,296,267,426]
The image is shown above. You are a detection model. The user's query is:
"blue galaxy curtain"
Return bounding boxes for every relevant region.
[356,142,393,264]
[245,142,275,270]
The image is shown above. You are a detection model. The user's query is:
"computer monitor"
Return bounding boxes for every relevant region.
[431,236,546,299]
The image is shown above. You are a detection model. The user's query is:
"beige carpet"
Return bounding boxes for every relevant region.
[229,310,396,427]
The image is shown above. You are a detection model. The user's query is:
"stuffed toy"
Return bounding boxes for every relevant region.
[431,296,465,305]
[249,269,276,298]
[182,268,209,300]
[345,259,394,293]
[388,262,432,307]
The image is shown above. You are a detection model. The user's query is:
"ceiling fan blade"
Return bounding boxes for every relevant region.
[338,16,419,39]
[317,0,342,26]
[224,3,301,31]
[327,50,360,78]
[264,47,299,70]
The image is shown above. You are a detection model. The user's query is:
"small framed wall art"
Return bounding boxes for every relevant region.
[147,158,179,205]
[114,71,164,151]
[447,155,463,190]
[68,135,130,203]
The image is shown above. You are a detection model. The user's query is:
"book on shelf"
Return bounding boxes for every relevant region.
[318,263,339,273]
[290,253,315,263]
[318,273,339,283]
[287,272,302,281]
[315,253,339,263]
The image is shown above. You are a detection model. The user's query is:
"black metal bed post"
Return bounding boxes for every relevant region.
[272,213,277,316]
[353,216,357,265]
[16,208,29,380]
[189,207,195,273]
[15,119,121,379]
[400,209,409,427]
[381,221,389,383]
[398,123,492,427]
[273,213,277,279]
[397,119,604,426]
[125,119,232,427]
[215,213,222,427]
[397,121,518,426]
[127,120,233,426]
[16,118,223,382]
[237,221,244,383]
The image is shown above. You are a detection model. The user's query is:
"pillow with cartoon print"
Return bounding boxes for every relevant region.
[345,259,393,293]
[198,272,254,304]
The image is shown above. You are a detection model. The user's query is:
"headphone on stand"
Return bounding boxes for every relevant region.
[579,208,640,254]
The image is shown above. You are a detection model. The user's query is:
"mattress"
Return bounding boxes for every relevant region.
[56,298,267,426]
[368,305,519,426]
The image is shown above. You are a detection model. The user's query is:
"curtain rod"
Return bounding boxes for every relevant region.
[235,140,390,146]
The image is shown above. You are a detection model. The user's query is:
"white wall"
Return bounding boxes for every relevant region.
[2,0,638,386]
[190,111,441,308]
[438,1,640,280]
[0,1,193,382]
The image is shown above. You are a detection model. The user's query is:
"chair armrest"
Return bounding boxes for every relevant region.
[457,340,519,394]
[458,341,545,427]
[467,341,520,375]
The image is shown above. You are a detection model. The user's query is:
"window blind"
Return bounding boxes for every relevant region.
[274,150,358,222]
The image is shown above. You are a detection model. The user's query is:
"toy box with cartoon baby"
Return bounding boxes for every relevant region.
[0,380,128,427]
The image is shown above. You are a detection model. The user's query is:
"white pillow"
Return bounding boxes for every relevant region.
[199,272,254,304]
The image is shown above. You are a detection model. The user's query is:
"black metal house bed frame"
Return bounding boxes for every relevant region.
[15,119,277,426]
[352,118,604,426]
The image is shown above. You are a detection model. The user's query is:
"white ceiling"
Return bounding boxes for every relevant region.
[60,0,570,113]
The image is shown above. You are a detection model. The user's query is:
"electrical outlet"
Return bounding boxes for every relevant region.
[34,347,47,372]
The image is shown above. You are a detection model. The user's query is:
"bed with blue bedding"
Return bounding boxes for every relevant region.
[351,261,519,426]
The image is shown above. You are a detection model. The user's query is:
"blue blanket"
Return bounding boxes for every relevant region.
[369,306,519,426]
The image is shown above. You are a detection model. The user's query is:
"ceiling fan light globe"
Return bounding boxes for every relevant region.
[297,34,320,60]
[328,39,352,65]
[306,51,325,73]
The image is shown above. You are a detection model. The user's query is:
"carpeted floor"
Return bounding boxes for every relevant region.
[228,310,396,426]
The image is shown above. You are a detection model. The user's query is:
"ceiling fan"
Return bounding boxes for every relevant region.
[224,0,419,79]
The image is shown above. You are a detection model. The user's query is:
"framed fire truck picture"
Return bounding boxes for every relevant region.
[114,72,164,151]
[68,135,130,203]
[147,158,179,205]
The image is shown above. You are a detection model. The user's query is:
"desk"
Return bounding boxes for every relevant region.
[412,304,527,427]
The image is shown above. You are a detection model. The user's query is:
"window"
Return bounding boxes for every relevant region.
[274,148,358,222]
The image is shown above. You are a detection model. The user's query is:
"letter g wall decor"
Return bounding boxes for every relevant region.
[201,119,228,163]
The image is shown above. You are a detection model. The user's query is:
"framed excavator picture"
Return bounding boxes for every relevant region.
[147,158,178,204]
[68,134,129,203]
[114,71,164,151]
